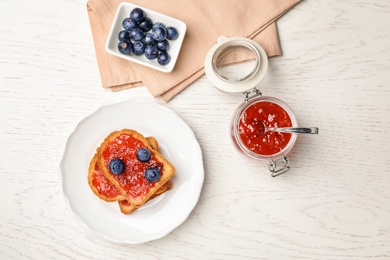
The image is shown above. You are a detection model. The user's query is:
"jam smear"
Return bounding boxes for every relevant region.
[120,200,131,206]
[239,101,292,155]
[101,134,163,198]
[91,161,122,199]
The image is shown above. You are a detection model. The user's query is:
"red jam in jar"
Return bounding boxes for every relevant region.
[238,101,292,155]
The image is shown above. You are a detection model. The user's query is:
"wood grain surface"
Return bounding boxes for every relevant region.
[1,0,389,259]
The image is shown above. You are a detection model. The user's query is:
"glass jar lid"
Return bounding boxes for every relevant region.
[204,36,268,93]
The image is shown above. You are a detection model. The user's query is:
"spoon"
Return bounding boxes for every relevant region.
[264,126,319,134]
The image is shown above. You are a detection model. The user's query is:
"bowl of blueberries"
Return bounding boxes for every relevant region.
[105,2,186,73]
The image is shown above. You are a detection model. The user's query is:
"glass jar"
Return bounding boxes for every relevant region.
[230,95,298,176]
[204,36,301,177]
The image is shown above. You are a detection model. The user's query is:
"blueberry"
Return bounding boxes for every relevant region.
[144,167,160,182]
[136,147,151,162]
[157,51,171,66]
[166,26,179,40]
[132,41,145,56]
[118,39,133,55]
[144,44,159,60]
[130,8,145,22]
[151,26,166,41]
[143,33,156,45]
[118,30,130,41]
[138,17,153,32]
[122,18,137,30]
[128,27,144,41]
[157,39,170,51]
[109,158,125,175]
[152,22,165,29]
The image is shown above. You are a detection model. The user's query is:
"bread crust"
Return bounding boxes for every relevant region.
[146,136,159,153]
[97,129,175,207]
[118,181,172,214]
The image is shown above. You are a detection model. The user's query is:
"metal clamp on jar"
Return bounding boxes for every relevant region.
[204,36,318,177]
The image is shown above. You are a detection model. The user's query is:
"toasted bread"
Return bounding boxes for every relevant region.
[146,136,158,153]
[117,136,167,214]
[89,153,172,203]
[97,129,175,207]
[88,153,126,202]
[88,136,172,214]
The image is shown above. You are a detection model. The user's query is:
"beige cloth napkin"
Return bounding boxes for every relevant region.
[87,0,301,101]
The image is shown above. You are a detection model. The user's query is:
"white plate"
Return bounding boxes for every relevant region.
[105,2,187,73]
[59,100,204,244]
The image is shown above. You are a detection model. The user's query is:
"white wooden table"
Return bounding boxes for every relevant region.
[1,0,390,259]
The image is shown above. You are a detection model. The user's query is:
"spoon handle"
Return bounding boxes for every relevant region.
[267,127,319,134]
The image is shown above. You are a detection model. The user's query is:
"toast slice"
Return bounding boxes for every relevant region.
[125,136,172,211]
[97,129,175,207]
[88,136,172,214]
[117,136,171,214]
[88,153,126,202]
[88,153,172,202]
[89,153,172,213]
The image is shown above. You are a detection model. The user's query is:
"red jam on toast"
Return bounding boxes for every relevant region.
[88,130,175,214]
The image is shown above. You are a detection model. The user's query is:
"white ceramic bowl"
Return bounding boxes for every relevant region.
[105,2,187,73]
